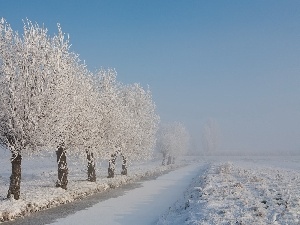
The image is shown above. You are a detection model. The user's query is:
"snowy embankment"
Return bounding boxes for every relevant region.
[0,148,186,223]
[157,157,300,225]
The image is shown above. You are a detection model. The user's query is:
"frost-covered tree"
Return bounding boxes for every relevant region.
[201,118,220,154]
[101,77,159,178]
[59,68,99,182]
[76,75,100,182]
[0,18,95,195]
[156,122,190,165]
[0,19,56,199]
[0,18,161,196]
[90,69,124,178]
[72,68,122,182]
[36,24,95,189]
[117,83,159,175]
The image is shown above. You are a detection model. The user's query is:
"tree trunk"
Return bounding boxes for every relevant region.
[162,152,166,166]
[56,145,68,190]
[167,155,172,165]
[86,150,96,182]
[172,156,175,164]
[121,154,127,176]
[7,153,22,200]
[107,153,117,178]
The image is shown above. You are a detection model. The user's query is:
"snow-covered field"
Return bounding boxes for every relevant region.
[157,156,300,225]
[0,147,184,223]
[1,144,300,225]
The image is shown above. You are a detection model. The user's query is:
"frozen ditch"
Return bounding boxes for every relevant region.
[0,149,187,223]
[45,163,207,225]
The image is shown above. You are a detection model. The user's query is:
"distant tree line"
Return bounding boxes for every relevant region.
[156,122,190,165]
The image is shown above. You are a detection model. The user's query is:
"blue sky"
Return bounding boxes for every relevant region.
[1,1,299,154]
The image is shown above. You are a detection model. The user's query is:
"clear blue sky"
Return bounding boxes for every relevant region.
[1,0,299,154]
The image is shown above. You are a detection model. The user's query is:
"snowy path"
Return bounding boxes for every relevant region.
[45,163,206,225]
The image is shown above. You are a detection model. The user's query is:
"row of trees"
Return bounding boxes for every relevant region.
[0,19,160,199]
[156,122,190,165]
[155,118,220,160]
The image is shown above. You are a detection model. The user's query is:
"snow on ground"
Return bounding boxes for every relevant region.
[0,146,186,223]
[47,163,207,225]
[157,156,300,225]
[2,145,300,225]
